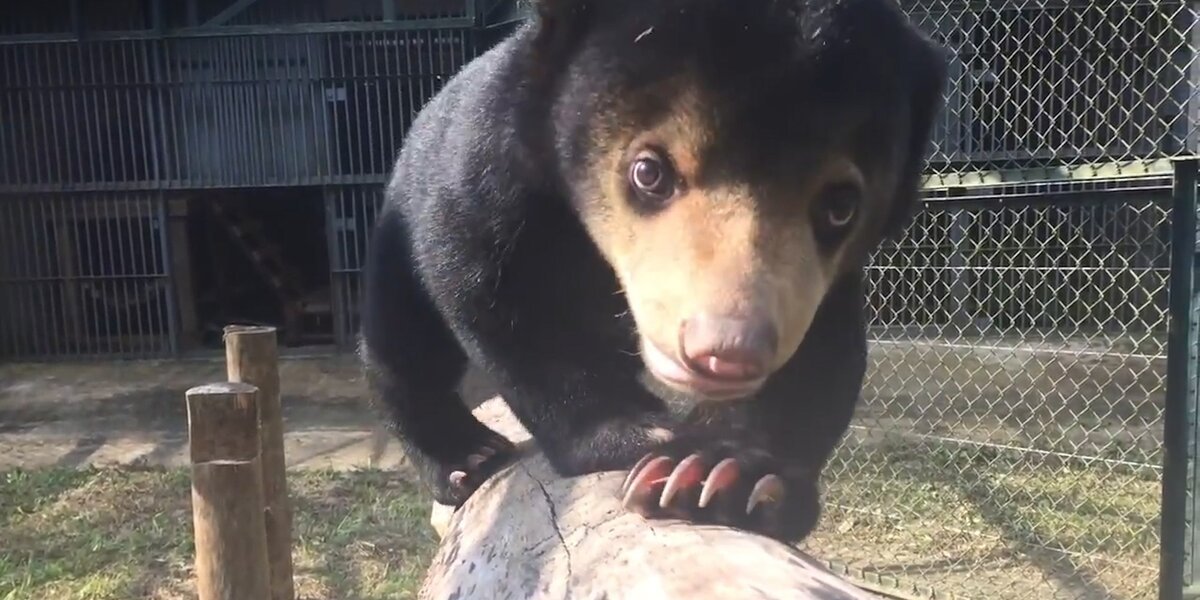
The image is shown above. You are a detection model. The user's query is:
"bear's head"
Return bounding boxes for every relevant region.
[531,0,947,400]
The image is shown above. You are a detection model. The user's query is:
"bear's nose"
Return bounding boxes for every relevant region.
[679,314,779,381]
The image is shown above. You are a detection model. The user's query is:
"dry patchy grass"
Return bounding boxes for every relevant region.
[0,467,437,600]
[0,440,1164,600]
[807,441,1161,600]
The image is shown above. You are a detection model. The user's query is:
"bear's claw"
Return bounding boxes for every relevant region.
[442,433,516,504]
[616,439,817,542]
[698,457,740,508]
[620,452,779,516]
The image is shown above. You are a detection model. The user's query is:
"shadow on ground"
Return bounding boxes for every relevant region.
[0,355,498,471]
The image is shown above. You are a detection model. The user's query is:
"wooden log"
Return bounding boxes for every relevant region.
[223,324,295,600]
[186,382,272,600]
[421,397,883,600]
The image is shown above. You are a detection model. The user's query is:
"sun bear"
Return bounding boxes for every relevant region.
[359,0,947,543]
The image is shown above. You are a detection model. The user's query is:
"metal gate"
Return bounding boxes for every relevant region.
[0,194,176,359]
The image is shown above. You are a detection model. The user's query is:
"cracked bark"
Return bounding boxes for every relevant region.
[419,397,883,600]
[525,463,575,585]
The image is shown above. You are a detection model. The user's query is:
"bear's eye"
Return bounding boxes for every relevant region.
[811,181,862,248]
[628,150,676,202]
[817,182,861,229]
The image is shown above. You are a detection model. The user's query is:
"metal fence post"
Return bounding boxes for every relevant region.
[157,193,181,357]
[1164,157,1200,600]
[323,188,347,348]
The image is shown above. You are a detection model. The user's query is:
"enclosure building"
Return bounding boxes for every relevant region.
[0,0,525,355]
[0,1,1197,600]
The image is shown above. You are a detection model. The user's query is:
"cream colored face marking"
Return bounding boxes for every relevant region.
[574,80,872,399]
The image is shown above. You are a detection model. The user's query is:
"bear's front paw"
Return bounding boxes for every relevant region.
[618,437,821,543]
[433,431,516,506]
[552,413,677,477]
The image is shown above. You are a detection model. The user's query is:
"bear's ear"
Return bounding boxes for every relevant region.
[881,37,949,240]
[528,0,590,51]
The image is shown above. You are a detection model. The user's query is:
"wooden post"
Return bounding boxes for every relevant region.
[187,382,271,600]
[223,324,295,600]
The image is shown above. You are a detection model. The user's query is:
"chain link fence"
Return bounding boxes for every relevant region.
[807,187,1171,599]
[799,2,1200,598]
[906,0,1197,187]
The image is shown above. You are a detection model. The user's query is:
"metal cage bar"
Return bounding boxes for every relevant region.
[325,185,384,349]
[0,27,476,193]
[0,193,176,360]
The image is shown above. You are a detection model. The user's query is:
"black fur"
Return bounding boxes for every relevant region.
[360,0,946,540]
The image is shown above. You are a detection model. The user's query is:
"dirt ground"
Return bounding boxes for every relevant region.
[0,354,499,472]
[0,336,1164,472]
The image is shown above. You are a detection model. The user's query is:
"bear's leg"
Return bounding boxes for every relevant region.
[462,337,676,478]
[361,219,514,506]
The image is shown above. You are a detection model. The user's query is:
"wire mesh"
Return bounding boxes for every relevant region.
[903,0,1199,187]
[0,194,176,360]
[801,189,1171,600]
[792,3,1194,597]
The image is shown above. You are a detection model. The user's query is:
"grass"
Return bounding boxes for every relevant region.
[805,440,1162,600]
[0,467,438,600]
[0,441,1165,600]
